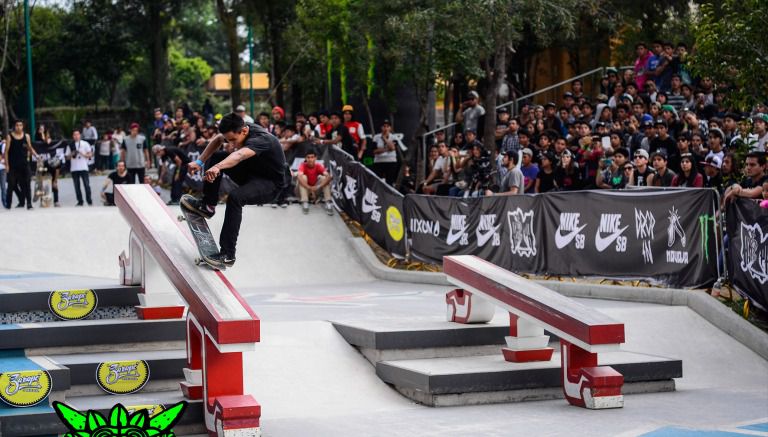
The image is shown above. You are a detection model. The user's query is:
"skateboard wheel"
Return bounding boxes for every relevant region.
[194,258,202,265]
[178,215,186,221]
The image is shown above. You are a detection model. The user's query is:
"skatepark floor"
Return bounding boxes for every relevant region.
[0,179,766,436]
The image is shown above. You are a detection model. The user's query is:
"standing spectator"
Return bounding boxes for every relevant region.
[372,119,399,185]
[4,120,38,209]
[519,148,539,193]
[463,128,483,152]
[271,106,285,124]
[67,130,93,206]
[342,105,367,159]
[152,145,189,205]
[647,151,676,187]
[555,149,582,191]
[82,120,98,144]
[535,151,557,193]
[571,79,585,100]
[496,151,524,195]
[314,111,332,138]
[650,120,676,158]
[121,122,150,184]
[700,156,724,194]
[455,91,486,135]
[235,105,254,123]
[296,148,333,215]
[451,131,465,150]
[705,128,726,163]
[178,119,197,149]
[96,131,113,173]
[671,153,703,187]
[634,42,651,89]
[257,112,272,132]
[35,124,51,143]
[100,160,130,206]
[666,75,686,112]
[318,111,357,159]
[630,149,655,186]
[152,108,165,132]
[752,114,768,152]
[0,136,6,208]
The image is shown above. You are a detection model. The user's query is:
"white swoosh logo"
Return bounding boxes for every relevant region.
[595,226,629,252]
[447,226,468,245]
[476,225,501,247]
[555,224,587,249]
[362,200,380,214]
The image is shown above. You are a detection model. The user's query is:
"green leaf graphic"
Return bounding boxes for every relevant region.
[54,401,187,437]
[53,401,87,431]
[149,401,186,431]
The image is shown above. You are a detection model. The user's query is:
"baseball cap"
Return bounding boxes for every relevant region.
[468,91,479,99]
[563,92,574,98]
[342,105,354,113]
[596,94,609,102]
[235,105,246,112]
[651,150,668,160]
[634,149,649,159]
[465,128,477,135]
[701,155,722,169]
[382,119,391,126]
[752,113,768,123]
[544,102,557,108]
[709,128,725,140]
[641,119,654,128]
[661,104,676,113]
[129,122,140,129]
[522,148,533,156]
[621,94,634,103]
[273,106,285,117]
[654,119,667,128]
[497,107,509,114]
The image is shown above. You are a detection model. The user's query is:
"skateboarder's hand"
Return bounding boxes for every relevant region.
[204,166,220,182]
[188,161,201,175]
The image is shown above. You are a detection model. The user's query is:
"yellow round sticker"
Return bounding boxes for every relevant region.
[386,206,404,242]
[0,369,52,407]
[48,289,97,320]
[96,360,150,395]
[126,404,165,418]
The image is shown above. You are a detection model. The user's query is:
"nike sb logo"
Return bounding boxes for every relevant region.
[362,189,381,222]
[555,212,587,249]
[595,213,628,253]
[476,214,501,247]
[447,214,469,246]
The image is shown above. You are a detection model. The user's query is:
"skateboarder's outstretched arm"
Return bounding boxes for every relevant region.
[188,134,226,175]
[203,148,256,182]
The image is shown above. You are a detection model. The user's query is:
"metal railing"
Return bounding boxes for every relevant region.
[418,66,611,183]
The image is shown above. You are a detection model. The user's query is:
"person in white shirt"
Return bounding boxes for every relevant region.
[68,130,94,206]
[372,119,399,185]
[82,120,98,144]
[235,105,254,124]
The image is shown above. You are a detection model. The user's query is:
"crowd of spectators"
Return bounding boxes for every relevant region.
[412,40,767,207]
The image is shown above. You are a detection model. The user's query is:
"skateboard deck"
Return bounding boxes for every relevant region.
[178,202,225,270]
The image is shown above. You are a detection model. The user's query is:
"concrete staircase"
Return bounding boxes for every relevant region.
[333,317,683,407]
[0,273,204,436]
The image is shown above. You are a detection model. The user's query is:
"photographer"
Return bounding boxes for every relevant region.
[67,129,94,206]
[454,91,486,136]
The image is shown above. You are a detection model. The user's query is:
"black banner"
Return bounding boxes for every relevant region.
[726,199,768,310]
[325,146,406,258]
[405,189,719,288]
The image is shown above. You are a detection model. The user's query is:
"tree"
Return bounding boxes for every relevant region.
[168,44,213,106]
[215,0,244,108]
[689,0,768,110]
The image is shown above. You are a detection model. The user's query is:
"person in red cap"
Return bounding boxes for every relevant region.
[120,122,150,183]
[342,105,366,160]
[271,106,285,124]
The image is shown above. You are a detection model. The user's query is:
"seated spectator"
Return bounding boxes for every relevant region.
[647,150,676,187]
[596,147,629,189]
[555,149,583,191]
[722,153,741,188]
[372,119,399,185]
[630,149,655,186]
[100,160,130,206]
[705,128,726,163]
[535,152,558,193]
[451,131,465,150]
[152,145,190,205]
[398,165,416,195]
[701,156,724,194]
[463,128,483,151]
[519,148,538,192]
[296,149,333,215]
[421,142,450,195]
[723,152,767,203]
[752,114,768,152]
[496,150,524,195]
[671,153,703,187]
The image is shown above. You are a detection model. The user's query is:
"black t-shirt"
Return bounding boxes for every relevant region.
[536,168,557,192]
[7,134,28,169]
[633,166,656,187]
[163,146,190,166]
[243,123,288,185]
[650,136,677,158]
[326,125,356,157]
[740,174,768,189]
[108,170,131,185]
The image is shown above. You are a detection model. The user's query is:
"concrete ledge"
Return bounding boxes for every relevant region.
[351,237,768,362]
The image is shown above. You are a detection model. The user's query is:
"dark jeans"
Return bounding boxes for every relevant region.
[96,154,111,171]
[6,166,31,207]
[203,151,281,257]
[72,170,92,204]
[127,167,145,184]
[170,169,184,202]
[374,162,400,186]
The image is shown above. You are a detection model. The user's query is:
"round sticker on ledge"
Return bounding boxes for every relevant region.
[386,206,404,242]
[96,360,150,395]
[0,369,52,407]
[48,289,98,320]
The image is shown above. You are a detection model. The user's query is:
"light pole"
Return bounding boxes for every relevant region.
[24,0,35,132]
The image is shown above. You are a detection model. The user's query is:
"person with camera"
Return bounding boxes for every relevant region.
[455,91,485,136]
[596,148,630,190]
[68,129,94,206]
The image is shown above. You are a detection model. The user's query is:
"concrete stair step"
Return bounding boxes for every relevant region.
[0,318,186,350]
[376,349,683,407]
[0,389,205,437]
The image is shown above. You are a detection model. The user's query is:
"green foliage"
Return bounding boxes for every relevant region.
[50,107,88,137]
[168,45,213,106]
[689,0,768,111]
[53,401,186,437]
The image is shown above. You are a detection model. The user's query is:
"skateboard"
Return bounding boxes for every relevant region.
[32,159,49,204]
[178,202,225,270]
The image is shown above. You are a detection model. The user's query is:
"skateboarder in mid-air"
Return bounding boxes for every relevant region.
[183,113,288,267]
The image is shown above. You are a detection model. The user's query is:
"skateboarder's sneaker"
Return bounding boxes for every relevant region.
[301,202,309,214]
[209,251,236,267]
[325,201,334,216]
[181,194,215,219]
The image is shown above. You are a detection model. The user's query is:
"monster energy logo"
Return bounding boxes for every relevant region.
[699,214,715,263]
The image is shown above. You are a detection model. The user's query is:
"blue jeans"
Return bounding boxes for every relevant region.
[72,170,92,204]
